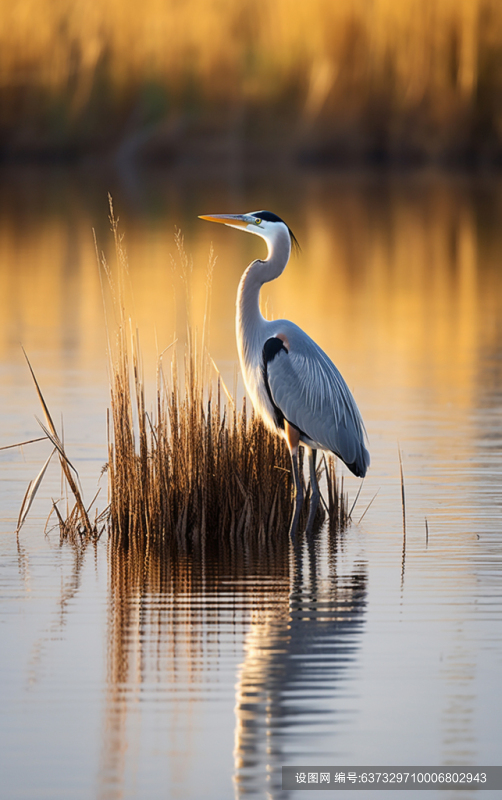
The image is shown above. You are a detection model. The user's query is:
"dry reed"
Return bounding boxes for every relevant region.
[1,0,502,161]
[103,200,347,551]
[13,348,106,541]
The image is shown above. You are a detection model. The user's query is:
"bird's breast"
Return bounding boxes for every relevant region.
[238,331,284,435]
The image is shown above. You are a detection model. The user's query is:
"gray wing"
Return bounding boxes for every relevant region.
[265,330,370,477]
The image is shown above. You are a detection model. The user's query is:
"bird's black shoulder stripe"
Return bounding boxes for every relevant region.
[262,337,288,429]
[263,336,287,364]
[261,337,318,444]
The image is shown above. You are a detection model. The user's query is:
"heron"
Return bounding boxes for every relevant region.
[199,210,369,538]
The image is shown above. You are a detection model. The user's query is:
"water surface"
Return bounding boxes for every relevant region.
[0,166,501,799]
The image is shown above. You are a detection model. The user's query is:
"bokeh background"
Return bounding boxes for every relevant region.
[2,0,502,166]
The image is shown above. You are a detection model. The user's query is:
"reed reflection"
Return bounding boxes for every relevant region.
[233,530,367,798]
[99,530,292,800]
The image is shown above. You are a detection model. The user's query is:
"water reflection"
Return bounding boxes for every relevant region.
[99,533,292,799]
[3,166,502,402]
[96,521,366,799]
[233,535,367,797]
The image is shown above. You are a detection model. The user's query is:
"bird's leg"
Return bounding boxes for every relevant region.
[288,449,304,541]
[285,421,303,541]
[305,448,320,536]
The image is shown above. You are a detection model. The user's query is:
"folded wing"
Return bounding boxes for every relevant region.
[265,331,370,477]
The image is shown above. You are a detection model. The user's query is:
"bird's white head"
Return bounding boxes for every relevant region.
[199,210,300,259]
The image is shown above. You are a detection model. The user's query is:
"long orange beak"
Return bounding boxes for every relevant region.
[198,214,249,229]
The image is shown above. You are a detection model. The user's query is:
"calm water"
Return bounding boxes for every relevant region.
[0,166,501,799]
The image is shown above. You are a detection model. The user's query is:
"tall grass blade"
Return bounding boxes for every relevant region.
[35,417,79,477]
[23,353,95,537]
[357,488,380,525]
[348,479,364,521]
[0,437,48,451]
[22,348,58,437]
[17,448,56,533]
[398,446,406,536]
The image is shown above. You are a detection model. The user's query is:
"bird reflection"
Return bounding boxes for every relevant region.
[233,531,367,798]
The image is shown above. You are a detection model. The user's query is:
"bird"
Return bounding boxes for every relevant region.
[199,210,369,538]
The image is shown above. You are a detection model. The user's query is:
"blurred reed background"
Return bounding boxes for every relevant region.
[1,0,502,164]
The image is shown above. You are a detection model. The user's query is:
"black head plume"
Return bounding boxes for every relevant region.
[255,210,301,254]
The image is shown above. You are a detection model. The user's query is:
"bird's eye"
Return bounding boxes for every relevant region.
[255,218,262,225]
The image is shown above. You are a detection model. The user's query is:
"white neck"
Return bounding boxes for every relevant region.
[236,222,291,368]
